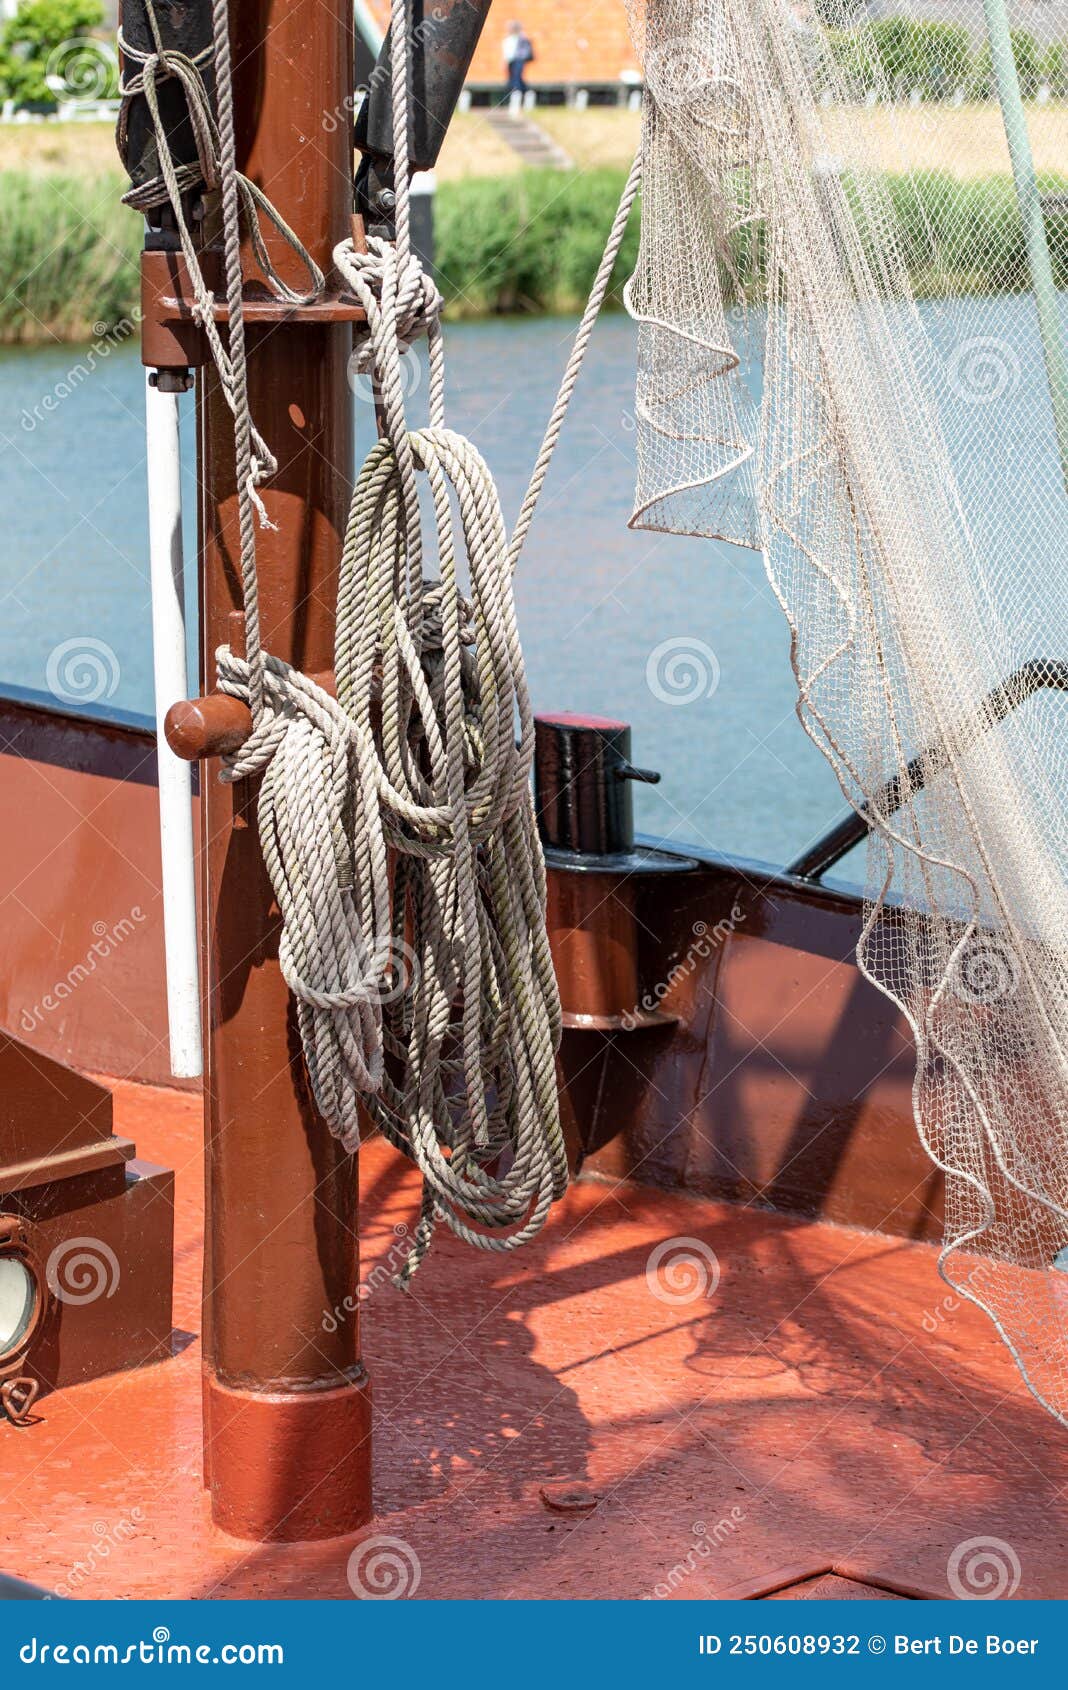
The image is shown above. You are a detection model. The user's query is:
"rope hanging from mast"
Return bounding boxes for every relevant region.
[125,0,639,1281]
[117,0,323,522]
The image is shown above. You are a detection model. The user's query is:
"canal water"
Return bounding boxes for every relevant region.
[0,304,1059,875]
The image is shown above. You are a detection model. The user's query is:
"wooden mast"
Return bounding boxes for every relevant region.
[141,0,493,1538]
[196,0,371,1542]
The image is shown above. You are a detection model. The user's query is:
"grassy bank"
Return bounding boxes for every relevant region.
[436,168,641,316]
[885,170,1068,295]
[0,170,139,342]
[2,161,1067,345]
[434,164,1068,311]
[0,163,643,342]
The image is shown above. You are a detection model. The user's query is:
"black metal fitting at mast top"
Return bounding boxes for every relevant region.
[118,0,217,379]
[355,0,493,237]
[116,0,216,226]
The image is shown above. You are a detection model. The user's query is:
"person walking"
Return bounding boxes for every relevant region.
[502,20,535,102]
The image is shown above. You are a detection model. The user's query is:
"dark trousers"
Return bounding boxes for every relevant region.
[507,61,526,95]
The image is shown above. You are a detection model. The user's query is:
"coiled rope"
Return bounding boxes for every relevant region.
[131,0,640,1281]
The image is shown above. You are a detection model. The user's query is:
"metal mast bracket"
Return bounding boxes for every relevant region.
[354,0,494,238]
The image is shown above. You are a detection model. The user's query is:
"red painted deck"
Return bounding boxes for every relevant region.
[1,1078,1065,1601]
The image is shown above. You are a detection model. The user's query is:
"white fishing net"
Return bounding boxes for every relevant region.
[625,0,1068,1418]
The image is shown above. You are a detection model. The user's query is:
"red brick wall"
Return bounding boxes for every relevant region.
[363,1,639,86]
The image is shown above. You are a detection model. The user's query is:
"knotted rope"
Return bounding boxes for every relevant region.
[135,0,639,1280]
[117,0,323,525]
[117,0,322,300]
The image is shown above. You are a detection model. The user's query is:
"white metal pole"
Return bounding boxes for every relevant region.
[145,369,202,1078]
[982,0,1068,485]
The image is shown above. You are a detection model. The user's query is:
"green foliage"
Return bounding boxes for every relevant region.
[824,28,875,96]
[0,0,113,109]
[824,18,1057,102]
[0,171,139,342]
[436,164,1068,320]
[869,18,972,98]
[882,170,1037,294]
[969,30,1043,100]
[1,162,1067,343]
[436,168,640,317]
[4,0,102,53]
[1043,42,1068,97]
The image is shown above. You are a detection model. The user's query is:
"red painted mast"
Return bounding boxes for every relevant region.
[143,0,495,1539]
[195,0,370,1541]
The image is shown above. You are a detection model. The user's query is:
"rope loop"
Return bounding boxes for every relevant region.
[116,17,324,308]
[141,0,637,1283]
[342,234,444,375]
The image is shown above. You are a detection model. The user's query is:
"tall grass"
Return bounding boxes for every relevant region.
[1,164,1066,344]
[436,168,641,317]
[440,165,1068,313]
[886,170,1068,296]
[0,171,139,344]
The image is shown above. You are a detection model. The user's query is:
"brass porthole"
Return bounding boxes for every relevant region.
[0,1217,45,1375]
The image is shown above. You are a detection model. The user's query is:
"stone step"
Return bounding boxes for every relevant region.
[480,109,572,170]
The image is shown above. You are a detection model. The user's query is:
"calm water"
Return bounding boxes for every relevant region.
[0,305,1059,873]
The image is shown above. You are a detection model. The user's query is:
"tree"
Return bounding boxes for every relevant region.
[0,0,113,110]
[969,30,1043,101]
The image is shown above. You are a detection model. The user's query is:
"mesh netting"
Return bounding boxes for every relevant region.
[625,0,1068,1418]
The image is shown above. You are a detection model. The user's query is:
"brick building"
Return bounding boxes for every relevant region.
[358,1,640,96]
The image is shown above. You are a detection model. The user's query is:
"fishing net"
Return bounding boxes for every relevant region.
[624,0,1068,1419]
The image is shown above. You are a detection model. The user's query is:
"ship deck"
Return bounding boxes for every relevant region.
[1,1076,1065,1601]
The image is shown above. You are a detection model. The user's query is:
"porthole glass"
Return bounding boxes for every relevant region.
[0,1258,36,1358]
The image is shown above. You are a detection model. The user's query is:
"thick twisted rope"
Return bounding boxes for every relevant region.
[219,0,574,1281]
[217,442,567,1277]
[139,0,638,1280]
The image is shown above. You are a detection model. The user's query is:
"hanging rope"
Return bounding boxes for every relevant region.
[140,0,639,1281]
[117,0,323,528]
